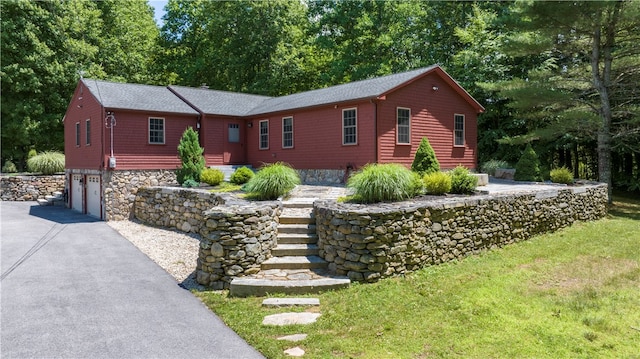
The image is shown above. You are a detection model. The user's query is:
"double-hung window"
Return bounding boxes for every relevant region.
[342,108,357,145]
[282,117,293,148]
[454,114,465,147]
[259,120,269,150]
[85,119,91,146]
[75,122,80,147]
[397,108,411,144]
[149,117,165,144]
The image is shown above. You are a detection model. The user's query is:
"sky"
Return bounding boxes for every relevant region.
[149,0,168,26]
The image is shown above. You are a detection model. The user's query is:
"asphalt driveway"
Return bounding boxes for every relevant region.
[1,201,264,359]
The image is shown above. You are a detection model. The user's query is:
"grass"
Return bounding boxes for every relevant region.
[208,182,242,193]
[195,195,640,358]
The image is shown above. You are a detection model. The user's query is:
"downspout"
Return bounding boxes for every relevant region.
[372,98,378,163]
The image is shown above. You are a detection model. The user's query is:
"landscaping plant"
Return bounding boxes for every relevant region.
[200,168,224,186]
[348,163,421,203]
[230,166,254,184]
[2,160,18,173]
[411,137,440,175]
[481,159,510,176]
[244,162,300,200]
[514,143,542,181]
[26,151,65,175]
[423,171,452,195]
[449,165,478,194]
[550,167,574,184]
[176,127,205,185]
[181,179,199,188]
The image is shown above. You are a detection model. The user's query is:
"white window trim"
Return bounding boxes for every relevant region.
[342,108,358,146]
[282,116,294,149]
[85,119,91,146]
[75,122,80,147]
[148,117,165,145]
[396,107,411,145]
[454,114,465,147]
[259,119,269,150]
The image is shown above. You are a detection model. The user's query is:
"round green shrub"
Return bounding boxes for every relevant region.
[182,179,200,188]
[27,149,38,160]
[244,162,300,200]
[347,163,420,203]
[230,166,254,184]
[450,166,478,194]
[481,159,510,176]
[200,168,224,186]
[411,137,440,175]
[514,144,542,181]
[2,160,18,173]
[550,167,574,184]
[27,151,65,175]
[423,171,452,195]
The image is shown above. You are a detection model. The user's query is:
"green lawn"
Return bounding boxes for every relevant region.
[195,195,640,359]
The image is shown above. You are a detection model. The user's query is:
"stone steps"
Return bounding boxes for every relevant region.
[278,223,316,234]
[272,244,319,257]
[38,191,64,206]
[230,273,350,297]
[261,255,328,270]
[277,233,318,244]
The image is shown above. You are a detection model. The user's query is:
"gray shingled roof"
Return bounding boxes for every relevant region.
[246,65,438,116]
[168,86,271,117]
[83,79,199,115]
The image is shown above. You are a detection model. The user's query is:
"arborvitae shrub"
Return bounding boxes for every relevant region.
[550,167,574,184]
[450,166,478,194]
[2,160,18,173]
[423,171,452,195]
[200,168,224,186]
[347,163,420,203]
[481,159,510,176]
[27,151,65,175]
[181,179,199,188]
[176,127,205,185]
[411,137,440,175]
[514,144,542,181]
[244,162,300,200]
[230,166,254,184]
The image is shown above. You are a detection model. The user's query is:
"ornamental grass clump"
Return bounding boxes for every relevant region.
[550,167,574,184]
[200,168,224,186]
[27,151,65,175]
[244,162,300,200]
[449,165,478,194]
[481,159,510,176]
[230,166,254,184]
[423,171,452,195]
[348,163,421,203]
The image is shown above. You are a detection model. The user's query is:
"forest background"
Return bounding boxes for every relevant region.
[2,0,639,194]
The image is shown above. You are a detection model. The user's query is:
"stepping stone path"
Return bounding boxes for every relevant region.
[262,297,320,357]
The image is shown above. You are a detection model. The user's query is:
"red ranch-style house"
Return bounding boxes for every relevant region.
[63,65,484,220]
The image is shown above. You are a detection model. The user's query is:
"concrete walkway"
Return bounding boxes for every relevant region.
[1,202,264,359]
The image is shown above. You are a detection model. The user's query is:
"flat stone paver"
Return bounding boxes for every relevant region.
[262,298,320,307]
[284,347,306,357]
[262,312,321,326]
[277,334,308,342]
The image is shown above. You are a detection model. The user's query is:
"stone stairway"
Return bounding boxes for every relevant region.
[230,195,350,297]
[36,191,64,206]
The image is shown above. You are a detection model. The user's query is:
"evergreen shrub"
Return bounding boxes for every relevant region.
[411,137,440,175]
[550,167,574,184]
[481,159,510,176]
[182,179,199,188]
[176,127,205,185]
[2,160,18,173]
[27,151,65,175]
[450,166,478,194]
[347,163,420,203]
[27,149,38,160]
[230,166,254,184]
[514,144,542,181]
[244,162,300,200]
[200,168,224,186]
[424,171,452,195]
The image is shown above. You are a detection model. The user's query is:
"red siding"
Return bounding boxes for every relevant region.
[377,72,478,170]
[245,102,377,170]
[64,82,106,170]
[201,114,225,165]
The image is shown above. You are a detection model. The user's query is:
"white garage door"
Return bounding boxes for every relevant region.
[71,174,83,213]
[86,175,101,219]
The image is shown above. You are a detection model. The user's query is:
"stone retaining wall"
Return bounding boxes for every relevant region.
[196,203,281,289]
[297,169,346,184]
[0,175,65,201]
[315,184,608,282]
[104,170,177,221]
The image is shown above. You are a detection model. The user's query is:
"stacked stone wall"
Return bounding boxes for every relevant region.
[297,169,346,184]
[104,170,177,221]
[315,184,608,282]
[1,175,65,201]
[196,203,281,289]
